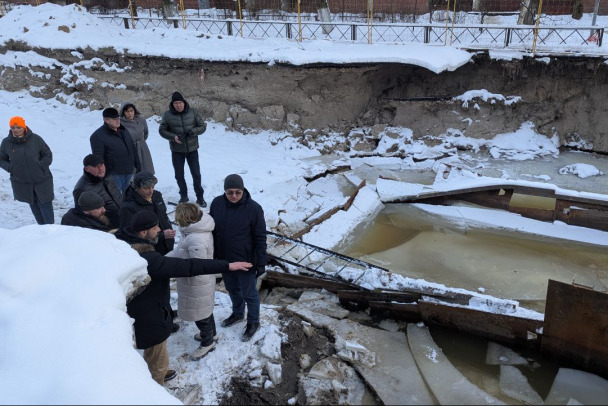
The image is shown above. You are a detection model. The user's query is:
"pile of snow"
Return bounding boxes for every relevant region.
[559,163,603,178]
[0,3,472,72]
[0,226,179,404]
[443,121,560,160]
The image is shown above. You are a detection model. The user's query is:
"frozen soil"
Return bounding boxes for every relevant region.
[2,44,608,152]
[219,312,336,405]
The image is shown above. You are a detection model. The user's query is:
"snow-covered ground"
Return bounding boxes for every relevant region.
[1,4,608,404]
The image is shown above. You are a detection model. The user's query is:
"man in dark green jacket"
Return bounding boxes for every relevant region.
[159,92,208,207]
[0,116,54,224]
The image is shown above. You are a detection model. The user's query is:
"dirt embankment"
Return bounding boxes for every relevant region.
[2,42,608,152]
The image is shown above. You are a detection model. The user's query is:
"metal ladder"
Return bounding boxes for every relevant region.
[266,231,392,291]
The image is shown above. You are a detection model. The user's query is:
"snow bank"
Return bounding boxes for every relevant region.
[0,225,179,404]
[0,4,472,72]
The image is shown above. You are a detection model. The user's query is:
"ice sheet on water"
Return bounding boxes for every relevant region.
[545,368,608,405]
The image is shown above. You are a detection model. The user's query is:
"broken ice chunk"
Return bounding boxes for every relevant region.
[499,365,544,405]
[485,342,529,366]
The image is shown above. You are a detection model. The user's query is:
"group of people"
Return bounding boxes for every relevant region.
[0,92,268,387]
[0,91,207,225]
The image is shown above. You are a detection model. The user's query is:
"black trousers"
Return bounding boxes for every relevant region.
[171,150,204,199]
[195,313,216,346]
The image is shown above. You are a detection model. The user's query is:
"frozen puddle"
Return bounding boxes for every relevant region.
[407,323,505,405]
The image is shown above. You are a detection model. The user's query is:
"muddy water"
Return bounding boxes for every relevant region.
[347,204,608,313]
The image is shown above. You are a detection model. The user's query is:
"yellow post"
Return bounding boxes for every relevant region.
[444,0,450,45]
[179,0,186,29]
[531,0,544,54]
[368,0,374,44]
[449,0,457,45]
[128,0,136,29]
[238,0,243,38]
[297,0,302,42]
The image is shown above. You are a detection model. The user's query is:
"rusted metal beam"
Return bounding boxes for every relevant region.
[369,301,421,322]
[263,270,357,293]
[541,279,608,379]
[418,300,543,348]
[508,206,555,222]
[337,289,420,311]
[555,205,608,231]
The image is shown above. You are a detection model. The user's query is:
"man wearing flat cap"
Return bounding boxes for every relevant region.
[210,174,267,342]
[159,92,207,207]
[119,171,175,255]
[73,153,122,229]
[115,211,252,386]
[61,191,112,232]
[90,107,140,196]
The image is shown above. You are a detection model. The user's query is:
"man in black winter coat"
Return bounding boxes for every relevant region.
[158,92,207,207]
[115,211,252,385]
[119,171,175,255]
[61,191,112,232]
[73,154,122,229]
[90,107,140,195]
[210,174,267,342]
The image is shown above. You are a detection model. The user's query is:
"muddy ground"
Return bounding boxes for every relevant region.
[219,313,336,405]
[1,42,608,152]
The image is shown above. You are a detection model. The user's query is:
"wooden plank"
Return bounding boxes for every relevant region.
[369,301,421,322]
[263,270,357,293]
[541,280,608,379]
[418,300,543,348]
[337,289,420,311]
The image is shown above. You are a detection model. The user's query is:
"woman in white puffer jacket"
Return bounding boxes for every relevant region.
[167,202,217,361]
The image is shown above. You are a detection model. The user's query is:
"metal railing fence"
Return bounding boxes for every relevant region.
[100,15,605,51]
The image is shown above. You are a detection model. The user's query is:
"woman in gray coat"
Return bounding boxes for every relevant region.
[120,102,155,174]
[0,116,54,224]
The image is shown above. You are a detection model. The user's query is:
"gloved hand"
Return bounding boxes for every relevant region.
[255,267,266,278]
[185,129,194,137]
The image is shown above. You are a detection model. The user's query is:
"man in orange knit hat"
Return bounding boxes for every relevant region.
[0,116,55,224]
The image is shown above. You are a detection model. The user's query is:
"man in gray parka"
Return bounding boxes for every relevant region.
[158,92,207,207]
[0,116,54,224]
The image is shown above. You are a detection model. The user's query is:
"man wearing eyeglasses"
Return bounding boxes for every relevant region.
[209,174,267,342]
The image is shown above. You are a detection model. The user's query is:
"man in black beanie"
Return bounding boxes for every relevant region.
[61,191,112,232]
[90,107,141,195]
[73,153,122,229]
[210,174,267,342]
[115,211,252,386]
[158,92,208,207]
